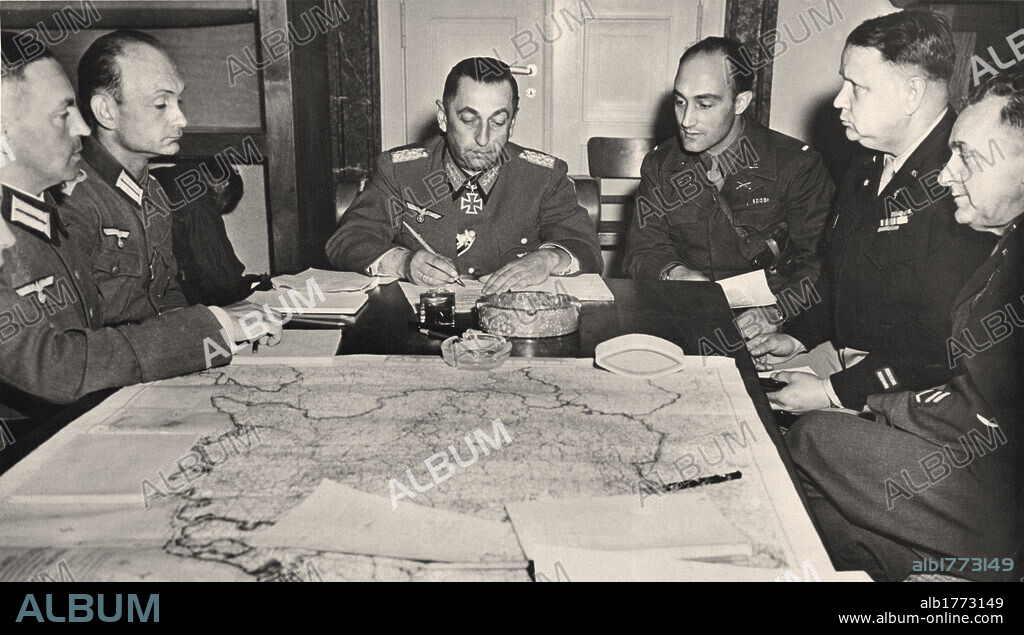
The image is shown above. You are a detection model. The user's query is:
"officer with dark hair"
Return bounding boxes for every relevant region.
[623,36,834,304]
[748,11,997,412]
[326,57,602,294]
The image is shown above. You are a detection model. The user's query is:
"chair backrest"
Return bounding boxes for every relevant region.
[587,137,655,179]
[335,178,366,224]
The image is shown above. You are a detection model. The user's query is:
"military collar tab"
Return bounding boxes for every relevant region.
[81,137,147,207]
[60,169,89,197]
[1,186,66,244]
[444,149,502,202]
[671,120,777,181]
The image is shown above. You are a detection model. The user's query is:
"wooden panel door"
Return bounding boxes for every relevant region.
[549,0,726,173]
[380,0,549,150]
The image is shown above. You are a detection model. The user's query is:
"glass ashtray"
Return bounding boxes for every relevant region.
[441,329,512,371]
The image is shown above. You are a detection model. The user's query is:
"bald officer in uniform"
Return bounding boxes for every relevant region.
[0,33,279,421]
[786,68,1024,582]
[748,12,996,412]
[326,57,601,293]
[623,37,834,300]
[61,30,189,324]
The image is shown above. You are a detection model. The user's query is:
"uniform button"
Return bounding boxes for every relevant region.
[111,266,119,274]
[517,253,526,258]
[467,267,476,275]
[862,179,870,187]
[520,238,528,245]
[73,271,81,281]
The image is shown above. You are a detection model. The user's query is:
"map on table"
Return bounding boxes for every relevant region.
[0,355,857,582]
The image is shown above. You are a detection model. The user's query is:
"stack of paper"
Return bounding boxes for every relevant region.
[400,273,614,313]
[273,268,396,294]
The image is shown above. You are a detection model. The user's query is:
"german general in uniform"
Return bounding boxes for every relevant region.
[623,37,834,299]
[326,58,601,294]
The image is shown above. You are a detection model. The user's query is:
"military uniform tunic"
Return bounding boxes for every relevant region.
[61,136,189,324]
[0,186,227,421]
[623,118,834,295]
[786,220,1022,581]
[325,136,602,277]
[785,109,997,409]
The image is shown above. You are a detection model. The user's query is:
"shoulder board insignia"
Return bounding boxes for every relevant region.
[519,150,556,169]
[391,147,429,163]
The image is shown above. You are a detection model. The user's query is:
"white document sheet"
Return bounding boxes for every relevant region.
[251,479,525,565]
[232,330,343,365]
[717,270,776,308]
[272,268,395,294]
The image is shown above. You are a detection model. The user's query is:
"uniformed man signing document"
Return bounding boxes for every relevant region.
[326,57,602,293]
[0,33,280,421]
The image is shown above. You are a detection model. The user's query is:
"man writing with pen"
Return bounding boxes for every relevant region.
[325,57,602,293]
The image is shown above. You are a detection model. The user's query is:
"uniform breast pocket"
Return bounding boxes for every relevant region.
[92,247,143,318]
[663,206,703,226]
[732,201,783,232]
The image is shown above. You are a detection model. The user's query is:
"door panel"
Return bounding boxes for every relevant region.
[382,0,548,150]
[550,0,726,173]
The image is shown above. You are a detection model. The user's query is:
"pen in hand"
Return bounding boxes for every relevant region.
[251,339,259,354]
[401,221,466,287]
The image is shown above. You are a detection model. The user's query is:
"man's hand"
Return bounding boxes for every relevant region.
[221,302,284,346]
[406,249,460,286]
[736,306,784,340]
[766,371,830,412]
[480,250,562,294]
[746,333,805,371]
[663,263,710,281]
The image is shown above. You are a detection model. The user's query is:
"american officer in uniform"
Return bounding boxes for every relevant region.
[785,67,1024,582]
[748,12,997,412]
[623,36,834,304]
[61,30,190,324]
[0,33,279,421]
[326,57,602,293]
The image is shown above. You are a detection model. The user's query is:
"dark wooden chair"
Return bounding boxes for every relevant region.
[586,137,655,276]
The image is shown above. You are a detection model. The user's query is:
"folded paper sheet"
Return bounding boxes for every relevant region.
[232,330,343,365]
[272,268,395,294]
[507,491,752,568]
[717,270,776,308]
[252,479,526,565]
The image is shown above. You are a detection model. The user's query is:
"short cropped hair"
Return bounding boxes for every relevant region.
[1,30,57,80]
[968,65,1024,131]
[846,10,955,82]
[679,36,755,97]
[77,29,165,128]
[442,57,520,114]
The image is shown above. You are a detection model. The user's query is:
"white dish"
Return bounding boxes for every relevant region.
[594,334,687,378]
